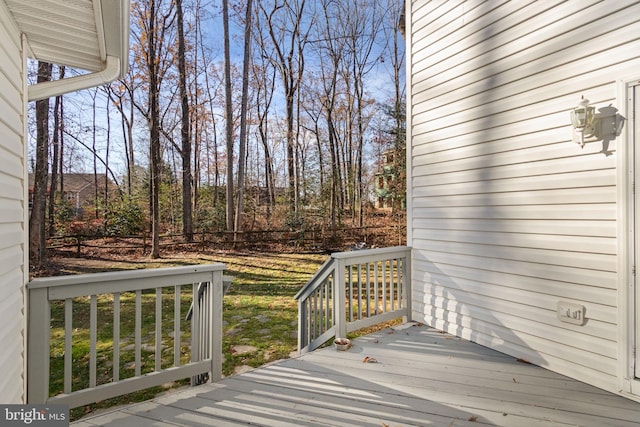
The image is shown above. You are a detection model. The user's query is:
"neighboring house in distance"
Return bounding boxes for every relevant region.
[28,173,115,218]
[405,1,640,402]
[0,1,129,404]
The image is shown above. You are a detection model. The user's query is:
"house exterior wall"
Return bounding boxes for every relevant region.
[0,3,26,403]
[407,0,640,398]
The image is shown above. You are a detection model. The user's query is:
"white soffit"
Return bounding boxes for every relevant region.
[6,0,105,71]
[4,0,129,100]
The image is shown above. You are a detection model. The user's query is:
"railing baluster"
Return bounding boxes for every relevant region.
[113,293,120,382]
[390,259,396,311]
[64,298,72,394]
[312,288,317,339]
[203,283,209,361]
[155,288,162,371]
[89,295,97,388]
[325,277,331,331]
[135,290,141,377]
[390,259,395,311]
[374,262,379,314]
[397,259,400,308]
[382,261,387,314]
[347,265,352,323]
[365,263,371,318]
[399,258,404,309]
[357,263,363,320]
[305,299,311,347]
[191,283,199,364]
[318,287,322,337]
[174,285,180,367]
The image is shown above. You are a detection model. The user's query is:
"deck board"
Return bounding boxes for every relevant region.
[74,323,640,426]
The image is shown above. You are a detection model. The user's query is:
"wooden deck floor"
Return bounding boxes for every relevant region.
[73,323,640,426]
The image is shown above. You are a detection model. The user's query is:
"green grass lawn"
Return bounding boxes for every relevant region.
[48,251,326,420]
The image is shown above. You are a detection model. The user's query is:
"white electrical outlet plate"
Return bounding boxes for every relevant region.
[557,301,586,326]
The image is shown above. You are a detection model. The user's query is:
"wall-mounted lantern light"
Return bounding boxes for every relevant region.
[569,96,626,154]
[570,96,596,147]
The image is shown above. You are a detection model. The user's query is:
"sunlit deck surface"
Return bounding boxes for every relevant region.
[73,323,640,426]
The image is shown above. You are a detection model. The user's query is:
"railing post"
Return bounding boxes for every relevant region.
[334,256,347,339]
[27,286,50,404]
[403,249,412,323]
[210,270,223,382]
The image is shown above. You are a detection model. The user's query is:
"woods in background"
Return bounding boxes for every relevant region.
[28,0,406,266]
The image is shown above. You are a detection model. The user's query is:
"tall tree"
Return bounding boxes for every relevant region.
[343,0,383,226]
[48,66,64,235]
[176,0,193,241]
[258,0,311,219]
[315,0,347,234]
[254,62,277,213]
[234,0,254,234]
[105,72,136,196]
[148,0,162,258]
[253,8,279,217]
[222,0,235,232]
[383,0,406,213]
[29,61,52,266]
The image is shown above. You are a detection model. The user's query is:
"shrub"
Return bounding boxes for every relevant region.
[104,196,146,236]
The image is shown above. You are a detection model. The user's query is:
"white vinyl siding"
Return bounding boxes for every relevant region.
[408,0,640,395]
[0,3,26,404]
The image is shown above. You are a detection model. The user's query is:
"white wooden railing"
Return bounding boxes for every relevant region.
[295,246,411,353]
[27,264,227,409]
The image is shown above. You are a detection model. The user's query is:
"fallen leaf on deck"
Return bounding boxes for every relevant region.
[468,415,478,422]
[516,358,532,364]
[363,356,378,363]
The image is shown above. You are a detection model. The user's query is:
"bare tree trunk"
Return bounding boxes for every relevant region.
[105,91,111,220]
[59,93,64,196]
[48,66,64,235]
[234,0,253,234]
[253,14,277,215]
[149,0,161,258]
[91,89,99,219]
[106,80,135,196]
[222,0,234,232]
[176,0,193,241]
[192,0,202,220]
[127,84,135,195]
[29,61,52,267]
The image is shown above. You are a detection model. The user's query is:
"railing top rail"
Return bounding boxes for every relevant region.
[330,246,410,260]
[294,246,411,302]
[28,264,226,300]
[294,256,333,300]
[331,246,411,266]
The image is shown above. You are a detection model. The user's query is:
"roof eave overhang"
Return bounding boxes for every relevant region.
[26,0,130,102]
